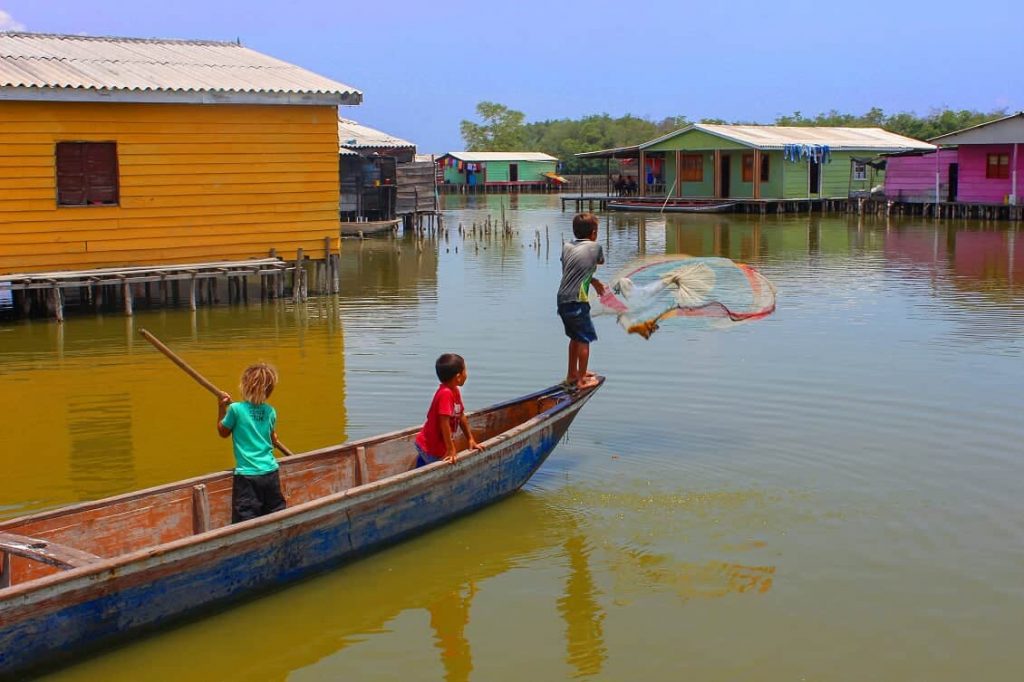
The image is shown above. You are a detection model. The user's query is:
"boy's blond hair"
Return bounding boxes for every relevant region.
[240,363,277,404]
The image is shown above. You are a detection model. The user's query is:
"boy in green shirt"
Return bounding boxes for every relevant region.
[218,363,293,523]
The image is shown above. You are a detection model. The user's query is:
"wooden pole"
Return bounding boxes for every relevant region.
[753,149,762,200]
[138,328,223,398]
[51,286,64,323]
[123,281,133,316]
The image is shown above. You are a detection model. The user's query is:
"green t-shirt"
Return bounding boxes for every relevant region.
[221,401,278,476]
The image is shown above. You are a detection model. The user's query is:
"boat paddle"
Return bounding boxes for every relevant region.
[138,328,295,456]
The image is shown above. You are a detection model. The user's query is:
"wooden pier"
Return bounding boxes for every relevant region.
[0,250,342,323]
[560,194,1024,221]
[560,195,843,214]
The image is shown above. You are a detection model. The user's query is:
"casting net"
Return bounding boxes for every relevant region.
[594,255,777,339]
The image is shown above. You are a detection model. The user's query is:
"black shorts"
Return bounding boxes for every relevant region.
[232,470,287,523]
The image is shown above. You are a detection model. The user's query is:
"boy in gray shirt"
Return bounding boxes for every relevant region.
[557,213,606,390]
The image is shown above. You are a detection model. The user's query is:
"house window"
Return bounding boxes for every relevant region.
[853,162,867,181]
[742,154,771,182]
[680,154,703,182]
[56,142,119,206]
[986,153,1010,179]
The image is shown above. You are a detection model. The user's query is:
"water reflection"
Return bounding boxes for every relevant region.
[559,534,606,678]
[0,305,346,519]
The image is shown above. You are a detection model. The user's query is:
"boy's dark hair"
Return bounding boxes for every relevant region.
[435,353,465,382]
[572,212,599,239]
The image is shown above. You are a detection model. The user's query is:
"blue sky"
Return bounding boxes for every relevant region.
[6,1,1023,153]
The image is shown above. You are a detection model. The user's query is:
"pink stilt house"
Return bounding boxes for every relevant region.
[930,112,1024,205]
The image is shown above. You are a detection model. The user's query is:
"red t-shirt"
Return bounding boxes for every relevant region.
[415,384,464,457]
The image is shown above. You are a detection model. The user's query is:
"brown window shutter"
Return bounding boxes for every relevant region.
[56,142,119,206]
[85,143,119,204]
[56,142,87,205]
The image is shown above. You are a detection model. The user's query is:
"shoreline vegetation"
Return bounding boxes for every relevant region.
[460,101,1007,172]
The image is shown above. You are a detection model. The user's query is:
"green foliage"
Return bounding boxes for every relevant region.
[459,101,526,151]
[773,107,1005,139]
[460,102,1010,171]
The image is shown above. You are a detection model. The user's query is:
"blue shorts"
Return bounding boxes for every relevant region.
[415,442,441,468]
[557,301,597,343]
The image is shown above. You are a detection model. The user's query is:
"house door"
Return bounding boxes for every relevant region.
[719,156,731,198]
[809,160,822,195]
[509,163,519,182]
[948,163,958,202]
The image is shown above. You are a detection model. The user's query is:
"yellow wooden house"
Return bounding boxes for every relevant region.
[0,32,362,275]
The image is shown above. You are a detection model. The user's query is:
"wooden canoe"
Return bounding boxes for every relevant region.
[340,218,401,237]
[0,379,603,678]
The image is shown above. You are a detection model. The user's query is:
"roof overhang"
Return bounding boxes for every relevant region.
[574,145,641,159]
[0,85,361,106]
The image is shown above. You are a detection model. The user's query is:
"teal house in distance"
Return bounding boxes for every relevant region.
[437,152,560,191]
[580,124,933,200]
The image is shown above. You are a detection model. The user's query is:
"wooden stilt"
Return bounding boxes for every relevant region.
[51,286,64,323]
[123,281,133,316]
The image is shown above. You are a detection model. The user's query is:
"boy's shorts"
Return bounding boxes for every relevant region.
[557,301,597,343]
[232,470,287,523]
[415,442,441,468]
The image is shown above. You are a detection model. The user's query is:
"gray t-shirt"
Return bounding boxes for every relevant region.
[557,239,604,304]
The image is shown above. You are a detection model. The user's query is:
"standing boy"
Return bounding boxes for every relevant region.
[415,353,484,466]
[217,363,293,523]
[557,213,606,391]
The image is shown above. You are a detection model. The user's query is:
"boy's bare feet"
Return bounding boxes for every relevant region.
[576,375,600,390]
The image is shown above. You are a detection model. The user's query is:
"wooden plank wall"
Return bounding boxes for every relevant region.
[0,101,341,274]
[395,161,436,214]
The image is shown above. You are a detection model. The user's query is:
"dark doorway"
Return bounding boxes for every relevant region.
[948,163,958,202]
[509,163,519,182]
[809,160,821,195]
[719,155,731,198]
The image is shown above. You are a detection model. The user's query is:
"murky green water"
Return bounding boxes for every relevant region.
[4,194,1024,680]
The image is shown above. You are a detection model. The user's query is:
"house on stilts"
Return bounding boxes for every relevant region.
[338,118,437,233]
[884,112,1024,217]
[436,152,562,192]
[576,124,933,209]
[0,31,362,317]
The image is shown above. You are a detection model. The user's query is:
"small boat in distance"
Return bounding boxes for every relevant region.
[0,379,603,678]
[607,199,737,213]
[340,218,401,237]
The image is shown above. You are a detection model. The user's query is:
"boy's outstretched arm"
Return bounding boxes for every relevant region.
[217,392,232,438]
[271,431,294,457]
[591,277,608,296]
[459,414,484,452]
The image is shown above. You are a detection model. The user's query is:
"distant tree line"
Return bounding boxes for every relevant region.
[459,102,1007,172]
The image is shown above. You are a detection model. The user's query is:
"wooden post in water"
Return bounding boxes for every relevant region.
[123,280,133,316]
[188,274,197,311]
[51,285,64,323]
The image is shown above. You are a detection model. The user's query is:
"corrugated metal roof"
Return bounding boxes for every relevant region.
[338,117,415,150]
[642,124,934,151]
[0,32,362,104]
[442,151,559,162]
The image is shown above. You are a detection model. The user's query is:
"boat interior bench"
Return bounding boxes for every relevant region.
[0,532,101,587]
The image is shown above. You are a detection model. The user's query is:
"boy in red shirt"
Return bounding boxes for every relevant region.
[415,354,484,466]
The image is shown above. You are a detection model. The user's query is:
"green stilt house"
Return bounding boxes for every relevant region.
[581,124,933,200]
[437,152,560,191]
